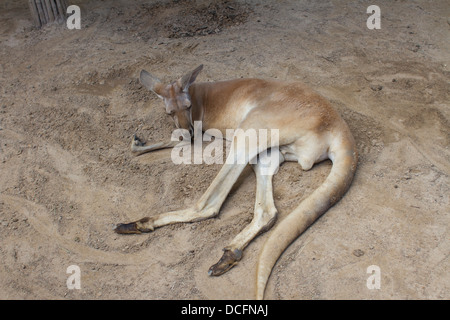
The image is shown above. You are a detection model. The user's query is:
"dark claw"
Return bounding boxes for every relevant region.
[113,222,142,234]
[208,248,243,276]
[133,134,145,146]
[114,217,153,234]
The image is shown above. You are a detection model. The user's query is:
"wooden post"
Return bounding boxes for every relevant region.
[50,0,59,23]
[41,0,50,23]
[28,0,68,28]
[55,0,65,22]
[28,0,41,27]
[45,0,55,22]
[35,0,47,25]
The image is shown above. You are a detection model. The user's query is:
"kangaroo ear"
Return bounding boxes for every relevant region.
[140,70,163,98]
[180,64,203,92]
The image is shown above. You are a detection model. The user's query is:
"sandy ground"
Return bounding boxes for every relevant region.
[0,0,448,300]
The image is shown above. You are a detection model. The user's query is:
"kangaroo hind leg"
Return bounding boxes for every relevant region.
[208,148,285,276]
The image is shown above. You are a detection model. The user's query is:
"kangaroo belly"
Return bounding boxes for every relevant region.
[280,133,330,170]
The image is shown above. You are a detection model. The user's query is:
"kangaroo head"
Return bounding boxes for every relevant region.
[140,65,203,136]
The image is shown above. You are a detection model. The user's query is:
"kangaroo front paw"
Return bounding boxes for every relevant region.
[130,134,145,153]
[114,217,154,234]
[208,248,243,276]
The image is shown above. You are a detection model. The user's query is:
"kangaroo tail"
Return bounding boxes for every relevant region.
[255,135,358,299]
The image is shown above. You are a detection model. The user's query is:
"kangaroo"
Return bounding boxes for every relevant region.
[114,65,358,299]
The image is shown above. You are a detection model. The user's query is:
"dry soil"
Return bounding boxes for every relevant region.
[0,0,449,299]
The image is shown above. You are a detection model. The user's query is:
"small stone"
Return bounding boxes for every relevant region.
[370,85,383,91]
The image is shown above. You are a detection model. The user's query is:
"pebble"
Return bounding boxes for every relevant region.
[370,85,383,91]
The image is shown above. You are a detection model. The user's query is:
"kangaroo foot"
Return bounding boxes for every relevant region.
[208,248,242,276]
[114,217,154,234]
